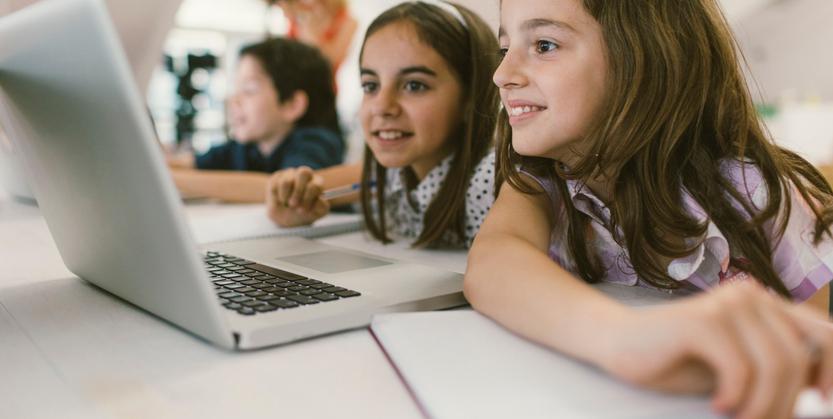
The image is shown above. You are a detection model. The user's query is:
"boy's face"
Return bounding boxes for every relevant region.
[228,55,296,144]
[359,21,463,179]
[494,0,607,166]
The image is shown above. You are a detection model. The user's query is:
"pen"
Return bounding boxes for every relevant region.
[321,181,376,201]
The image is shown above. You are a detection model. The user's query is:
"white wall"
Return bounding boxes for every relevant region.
[733,0,833,102]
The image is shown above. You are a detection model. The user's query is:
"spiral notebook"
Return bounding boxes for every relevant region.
[185,203,364,245]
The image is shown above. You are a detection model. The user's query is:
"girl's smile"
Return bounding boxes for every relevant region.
[505,99,548,126]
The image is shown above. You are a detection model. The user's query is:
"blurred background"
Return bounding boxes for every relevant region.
[1,0,832,195]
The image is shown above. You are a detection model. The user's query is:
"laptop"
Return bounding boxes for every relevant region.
[0,0,466,350]
[0,120,36,202]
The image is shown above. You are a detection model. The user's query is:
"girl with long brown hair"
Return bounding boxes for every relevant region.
[266,1,500,249]
[465,0,833,418]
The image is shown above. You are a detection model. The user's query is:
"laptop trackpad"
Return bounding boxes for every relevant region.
[276,250,392,274]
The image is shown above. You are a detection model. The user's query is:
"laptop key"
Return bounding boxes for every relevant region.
[273,299,300,309]
[224,284,245,290]
[236,307,256,316]
[213,280,235,286]
[313,293,339,302]
[287,295,319,305]
[289,285,308,292]
[323,287,346,293]
[300,289,321,296]
[249,263,307,281]
[235,286,256,293]
[310,283,334,290]
[335,290,361,298]
[231,296,253,303]
[254,304,278,313]
[218,292,241,299]
[246,291,267,298]
[223,302,242,310]
[294,279,321,286]
[242,300,267,308]
[240,279,261,286]
[234,260,256,266]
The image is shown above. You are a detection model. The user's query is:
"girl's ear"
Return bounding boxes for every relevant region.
[280,90,310,123]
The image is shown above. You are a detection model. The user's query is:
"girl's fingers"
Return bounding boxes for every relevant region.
[276,170,297,207]
[727,305,783,419]
[754,300,811,419]
[300,176,324,210]
[687,319,751,415]
[786,304,833,393]
[311,198,330,218]
[289,167,313,207]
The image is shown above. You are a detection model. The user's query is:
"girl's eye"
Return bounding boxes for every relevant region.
[536,40,558,54]
[361,81,378,94]
[403,80,428,92]
[498,47,508,58]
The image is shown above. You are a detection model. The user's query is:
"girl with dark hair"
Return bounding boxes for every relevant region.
[266,1,500,249]
[168,37,344,202]
[465,1,833,418]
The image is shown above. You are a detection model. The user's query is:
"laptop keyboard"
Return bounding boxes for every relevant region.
[203,251,361,316]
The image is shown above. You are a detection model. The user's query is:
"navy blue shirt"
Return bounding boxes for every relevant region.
[194,127,344,173]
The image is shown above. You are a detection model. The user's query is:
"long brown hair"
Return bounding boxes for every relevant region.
[359,2,500,247]
[498,0,833,296]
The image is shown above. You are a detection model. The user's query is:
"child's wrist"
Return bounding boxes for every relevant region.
[580,304,641,370]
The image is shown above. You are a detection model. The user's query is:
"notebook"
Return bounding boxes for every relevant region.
[370,283,833,419]
[185,203,364,244]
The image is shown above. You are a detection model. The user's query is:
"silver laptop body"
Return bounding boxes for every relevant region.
[0,0,465,350]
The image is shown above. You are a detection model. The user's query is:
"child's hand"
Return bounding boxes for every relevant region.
[266,166,330,227]
[600,280,833,419]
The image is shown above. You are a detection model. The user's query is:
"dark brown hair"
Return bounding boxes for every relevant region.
[359,1,500,247]
[497,0,833,296]
[240,37,342,137]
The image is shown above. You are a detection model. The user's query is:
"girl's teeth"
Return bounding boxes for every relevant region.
[510,106,542,116]
[379,131,404,140]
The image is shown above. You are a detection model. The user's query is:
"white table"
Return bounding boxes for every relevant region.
[0,192,427,419]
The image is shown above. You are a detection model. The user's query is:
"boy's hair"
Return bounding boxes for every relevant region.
[358,1,500,248]
[239,37,341,136]
[498,0,833,296]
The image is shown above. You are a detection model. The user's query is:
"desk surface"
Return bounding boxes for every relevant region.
[0,192,424,419]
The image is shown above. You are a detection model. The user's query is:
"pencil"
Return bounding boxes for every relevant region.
[321,181,376,201]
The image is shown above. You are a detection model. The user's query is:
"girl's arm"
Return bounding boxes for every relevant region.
[466,181,833,419]
[171,169,269,203]
[465,180,631,364]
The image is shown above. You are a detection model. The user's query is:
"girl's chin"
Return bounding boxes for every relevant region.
[372,154,411,169]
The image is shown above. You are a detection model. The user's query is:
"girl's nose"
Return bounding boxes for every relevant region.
[370,87,400,118]
[493,47,527,89]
